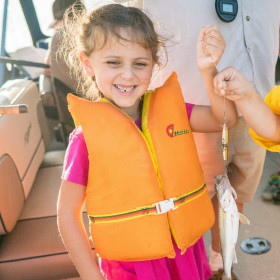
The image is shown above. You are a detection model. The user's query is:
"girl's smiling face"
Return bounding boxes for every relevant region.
[81,34,154,120]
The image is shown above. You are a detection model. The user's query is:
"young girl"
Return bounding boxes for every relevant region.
[213,66,280,151]
[57,4,238,280]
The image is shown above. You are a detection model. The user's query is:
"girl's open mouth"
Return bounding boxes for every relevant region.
[115,84,136,95]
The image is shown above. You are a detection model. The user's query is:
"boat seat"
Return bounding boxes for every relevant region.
[0,79,88,280]
[0,164,89,279]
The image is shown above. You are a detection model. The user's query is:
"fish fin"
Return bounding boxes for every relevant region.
[239,212,250,225]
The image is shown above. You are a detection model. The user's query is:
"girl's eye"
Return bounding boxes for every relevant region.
[134,62,148,68]
[106,61,120,65]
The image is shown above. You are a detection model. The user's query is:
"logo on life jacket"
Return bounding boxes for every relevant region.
[166,124,189,138]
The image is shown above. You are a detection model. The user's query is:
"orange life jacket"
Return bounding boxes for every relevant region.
[68,72,214,261]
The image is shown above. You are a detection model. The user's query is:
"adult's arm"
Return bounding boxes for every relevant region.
[191,26,238,132]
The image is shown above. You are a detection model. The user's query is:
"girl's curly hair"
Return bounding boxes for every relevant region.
[59,3,167,100]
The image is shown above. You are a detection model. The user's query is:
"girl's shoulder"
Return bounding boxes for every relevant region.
[69,126,85,142]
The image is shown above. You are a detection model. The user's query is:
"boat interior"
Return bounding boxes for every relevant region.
[0,1,279,280]
[0,1,91,279]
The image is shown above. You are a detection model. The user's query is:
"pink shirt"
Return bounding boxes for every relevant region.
[61,103,212,280]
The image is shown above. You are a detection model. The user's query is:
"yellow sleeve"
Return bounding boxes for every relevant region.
[249,86,280,152]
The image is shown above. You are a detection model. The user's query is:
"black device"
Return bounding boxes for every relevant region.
[215,0,238,22]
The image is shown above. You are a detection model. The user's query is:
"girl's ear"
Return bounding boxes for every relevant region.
[80,52,95,76]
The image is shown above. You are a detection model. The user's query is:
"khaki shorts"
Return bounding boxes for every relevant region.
[193,117,266,203]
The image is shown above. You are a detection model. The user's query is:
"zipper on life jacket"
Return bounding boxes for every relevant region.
[141,90,179,244]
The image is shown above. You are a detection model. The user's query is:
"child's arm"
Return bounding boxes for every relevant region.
[191,26,238,132]
[57,181,105,280]
[214,66,280,142]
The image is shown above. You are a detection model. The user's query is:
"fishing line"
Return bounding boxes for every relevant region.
[213,59,229,174]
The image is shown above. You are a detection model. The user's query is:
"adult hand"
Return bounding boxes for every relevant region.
[197,25,226,73]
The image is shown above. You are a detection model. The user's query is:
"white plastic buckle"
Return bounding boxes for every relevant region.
[154,198,176,215]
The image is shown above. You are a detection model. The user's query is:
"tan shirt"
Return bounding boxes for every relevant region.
[122,0,280,104]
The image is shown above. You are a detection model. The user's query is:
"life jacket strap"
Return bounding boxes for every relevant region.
[154,198,177,214]
[89,183,206,224]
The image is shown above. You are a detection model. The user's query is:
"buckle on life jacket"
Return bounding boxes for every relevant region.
[154,198,177,215]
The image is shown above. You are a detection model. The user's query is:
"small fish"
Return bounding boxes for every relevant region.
[215,174,250,280]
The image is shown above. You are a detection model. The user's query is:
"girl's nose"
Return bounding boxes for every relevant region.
[121,65,134,79]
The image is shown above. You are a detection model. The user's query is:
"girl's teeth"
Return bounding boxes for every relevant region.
[116,85,134,92]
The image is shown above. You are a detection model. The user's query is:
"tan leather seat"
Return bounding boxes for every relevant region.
[0,80,88,280]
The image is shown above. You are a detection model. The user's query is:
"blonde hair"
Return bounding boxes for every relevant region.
[59,3,166,100]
